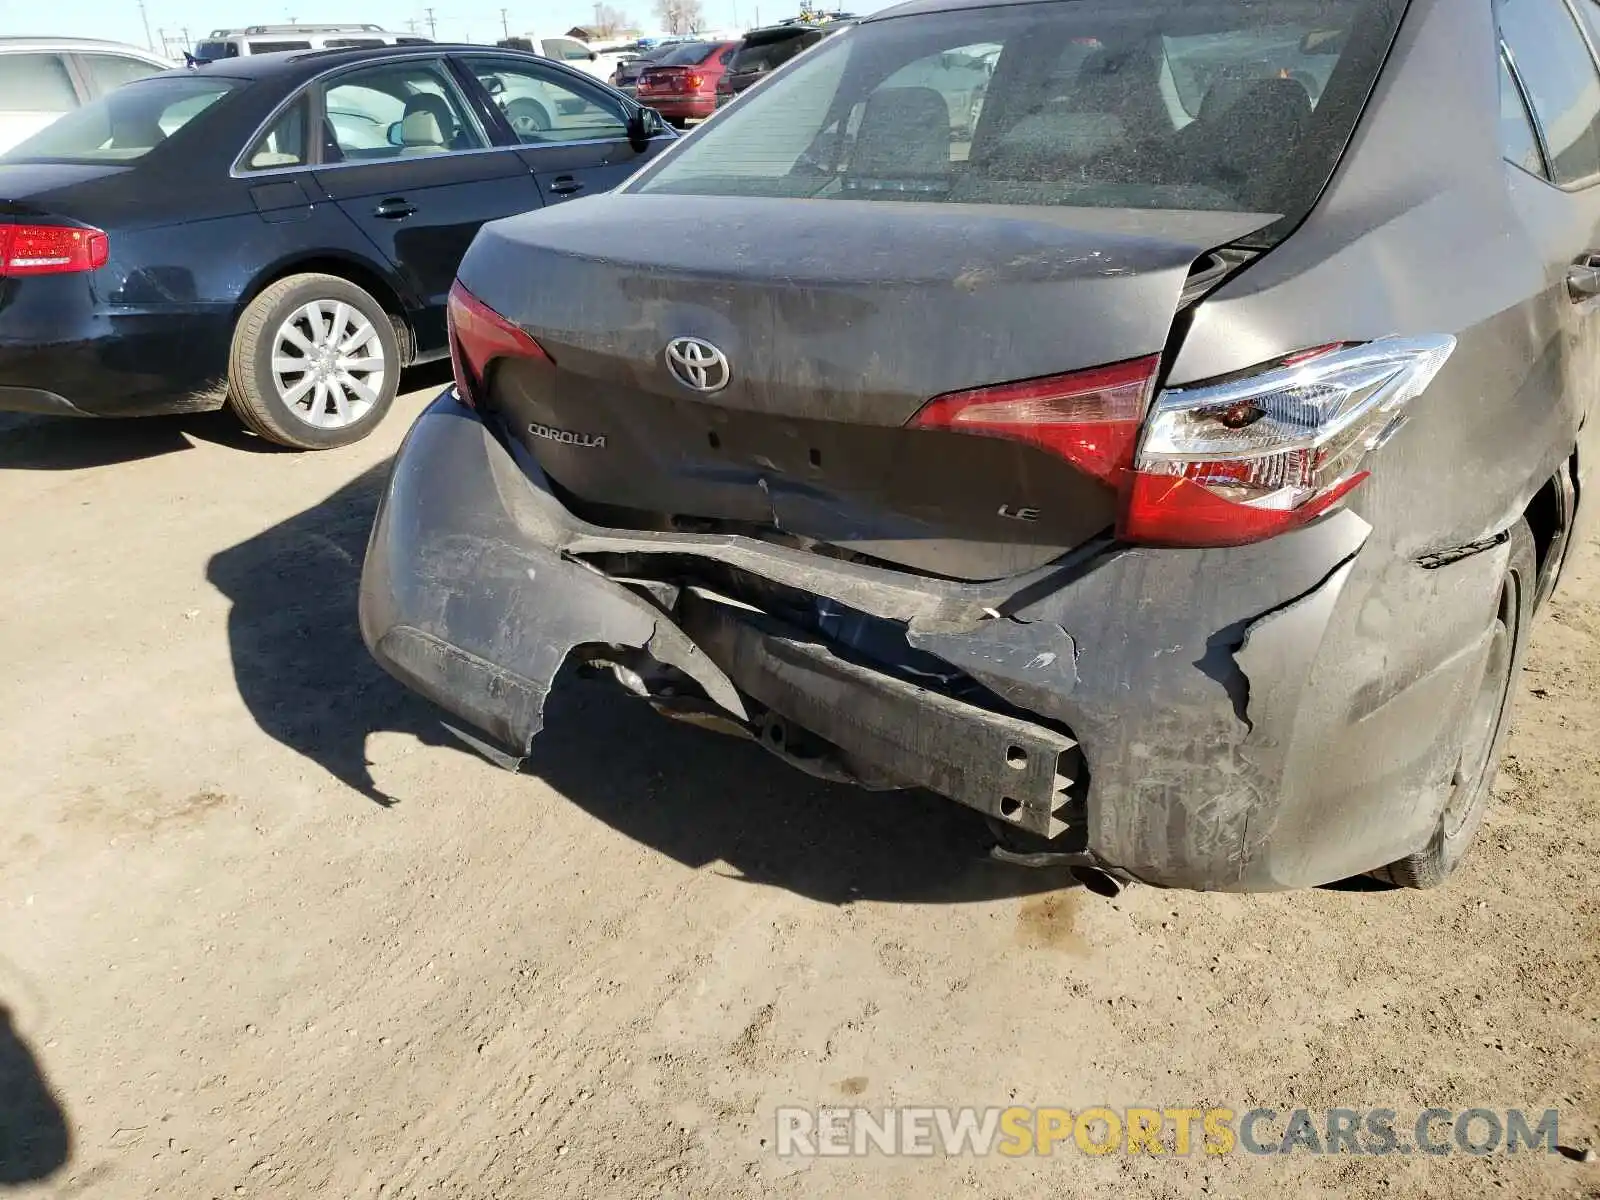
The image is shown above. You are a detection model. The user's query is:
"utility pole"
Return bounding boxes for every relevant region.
[405,17,418,33]
[424,6,437,37]
[137,0,154,51]
[500,7,510,35]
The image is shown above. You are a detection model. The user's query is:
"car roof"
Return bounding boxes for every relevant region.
[739,20,853,43]
[0,36,172,61]
[864,0,1059,19]
[180,42,541,82]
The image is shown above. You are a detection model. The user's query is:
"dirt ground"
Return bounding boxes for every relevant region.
[0,374,1597,1200]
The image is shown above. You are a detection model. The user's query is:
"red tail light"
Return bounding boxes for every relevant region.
[446,280,552,408]
[908,336,1456,548]
[687,72,706,91]
[0,223,109,277]
[908,357,1157,488]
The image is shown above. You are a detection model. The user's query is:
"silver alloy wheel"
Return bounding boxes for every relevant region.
[269,299,387,430]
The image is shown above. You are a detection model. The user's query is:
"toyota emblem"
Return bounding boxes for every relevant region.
[665,337,731,393]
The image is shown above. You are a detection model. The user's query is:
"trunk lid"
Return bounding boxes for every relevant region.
[0,163,130,218]
[460,193,1272,580]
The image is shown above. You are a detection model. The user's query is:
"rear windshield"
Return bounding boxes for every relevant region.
[657,40,717,66]
[636,1,1405,237]
[729,31,816,75]
[1,75,236,163]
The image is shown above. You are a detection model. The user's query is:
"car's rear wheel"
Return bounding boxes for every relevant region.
[228,273,400,450]
[1381,517,1536,889]
[504,98,551,136]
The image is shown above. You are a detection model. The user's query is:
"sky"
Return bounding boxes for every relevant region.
[0,0,885,58]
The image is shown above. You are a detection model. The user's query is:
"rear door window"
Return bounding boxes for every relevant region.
[542,37,595,62]
[0,53,80,110]
[1498,0,1600,185]
[241,95,310,169]
[636,0,1407,233]
[77,53,165,97]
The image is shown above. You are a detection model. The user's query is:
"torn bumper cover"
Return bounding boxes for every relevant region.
[361,392,1491,890]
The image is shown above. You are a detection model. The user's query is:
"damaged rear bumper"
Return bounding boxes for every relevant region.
[361,392,1503,891]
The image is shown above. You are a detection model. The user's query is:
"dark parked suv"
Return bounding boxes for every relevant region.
[362,0,1597,892]
[716,18,855,107]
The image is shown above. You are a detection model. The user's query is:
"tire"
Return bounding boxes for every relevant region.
[1380,517,1537,889]
[504,98,551,137]
[227,273,400,450]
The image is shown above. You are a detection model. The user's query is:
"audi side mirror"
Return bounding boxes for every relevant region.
[628,106,668,149]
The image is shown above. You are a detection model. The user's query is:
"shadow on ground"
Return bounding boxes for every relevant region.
[0,410,263,471]
[0,364,453,472]
[0,1005,69,1185]
[206,462,1084,906]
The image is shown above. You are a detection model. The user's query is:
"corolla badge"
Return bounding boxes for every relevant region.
[665,337,731,393]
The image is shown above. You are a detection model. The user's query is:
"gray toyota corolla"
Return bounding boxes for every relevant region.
[359,0,1598,891]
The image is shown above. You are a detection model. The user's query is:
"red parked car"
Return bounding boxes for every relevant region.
[634,40,740,125]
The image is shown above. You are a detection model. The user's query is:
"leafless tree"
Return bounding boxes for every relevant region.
[652,0,705,34]
[592,4,634,37]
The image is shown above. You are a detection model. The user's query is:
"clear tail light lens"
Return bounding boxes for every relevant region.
[1125,335,1456,546]
[447,280,552,408]
[905,336,1456,548]
[0,222,109,277]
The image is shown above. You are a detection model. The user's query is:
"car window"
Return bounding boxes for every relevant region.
[729,33,810,75]
[242,95,309,169]
[878,43,1001,159]
[543,38,595,62]
[0,53,79,110]
[464,58,628,144]
[326,38,386,49]
[194,41,233,60]
[1,75,234,162]
[1498,0,1600,185]
[250,40,313,53]
[1500,50,1549,177]
[322,61,485,160]
[1163,29,1339,118]
[78,53,165,96]
[657,41,716,66]
[635,0,1405,231]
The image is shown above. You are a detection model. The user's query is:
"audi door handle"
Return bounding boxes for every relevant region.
[373,198,417,220]
[548,176,585,196]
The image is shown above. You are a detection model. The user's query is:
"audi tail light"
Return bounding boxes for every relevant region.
[447,280,552,408]
[907,336,1456,548]
[0,223,109,277]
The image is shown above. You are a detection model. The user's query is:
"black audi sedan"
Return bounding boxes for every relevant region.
[0,45,673,448]
[363,0,1595,892]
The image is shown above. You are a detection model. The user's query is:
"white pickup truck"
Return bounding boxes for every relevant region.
[502,33,634,84]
